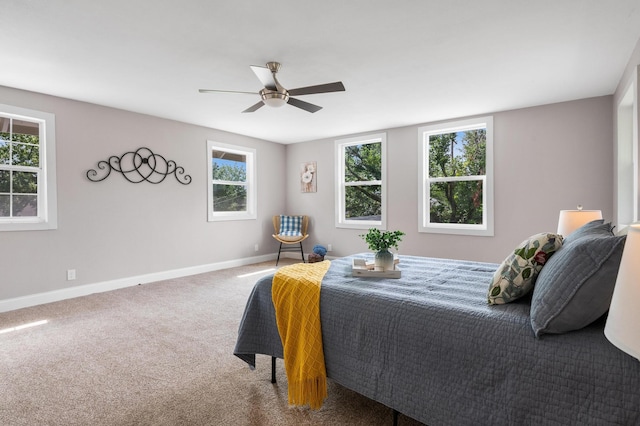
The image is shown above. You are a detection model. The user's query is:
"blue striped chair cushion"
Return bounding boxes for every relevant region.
[279,215,303,236]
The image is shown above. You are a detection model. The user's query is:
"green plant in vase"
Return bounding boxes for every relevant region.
[360,228,405,271]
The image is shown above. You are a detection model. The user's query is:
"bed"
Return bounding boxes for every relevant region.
[233,253,640,425]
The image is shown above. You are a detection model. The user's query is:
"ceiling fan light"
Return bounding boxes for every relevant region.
[261,91,289,108]
[263,97,287,108]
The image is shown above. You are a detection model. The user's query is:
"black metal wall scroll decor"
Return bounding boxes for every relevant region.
[86,147,192,185]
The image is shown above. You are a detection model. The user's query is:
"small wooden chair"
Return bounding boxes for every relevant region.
[272,215,309,265]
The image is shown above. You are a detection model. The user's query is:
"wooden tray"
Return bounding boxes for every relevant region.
[352,258,401,278]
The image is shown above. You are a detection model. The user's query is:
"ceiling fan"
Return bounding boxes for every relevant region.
[199,61,345,113]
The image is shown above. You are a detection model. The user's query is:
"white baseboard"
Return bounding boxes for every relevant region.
[0,253,277,313]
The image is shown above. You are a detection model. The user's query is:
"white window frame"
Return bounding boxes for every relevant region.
[418,116,494,236]
[0,104,57,232]
[335,132,387,230]
[206,141,256,222]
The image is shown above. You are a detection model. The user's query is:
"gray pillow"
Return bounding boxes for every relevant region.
[530,233,626,337]
[563,219,611,244]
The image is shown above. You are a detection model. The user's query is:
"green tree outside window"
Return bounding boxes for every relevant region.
[0,117,40,217]
[344,142,381,220]
[428,128,486,225]
[211,151,247,212]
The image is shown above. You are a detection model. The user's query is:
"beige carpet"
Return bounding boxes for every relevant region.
[0,260,425,425]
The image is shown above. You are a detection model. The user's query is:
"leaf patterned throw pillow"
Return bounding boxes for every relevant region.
[488,233,563,305]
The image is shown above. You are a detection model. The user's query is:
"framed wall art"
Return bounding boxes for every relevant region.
[301,161,317,193]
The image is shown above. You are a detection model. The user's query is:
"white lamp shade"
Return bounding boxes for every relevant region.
[605,223,640,360]
[557,209,603,236]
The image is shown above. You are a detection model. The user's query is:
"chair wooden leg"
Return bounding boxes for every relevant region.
[276,243,283,266]
[300,242,305,262]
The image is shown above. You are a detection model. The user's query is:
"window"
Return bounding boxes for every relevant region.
[207,141,256,221]
[0,104,57,231]
[419,116,493,236]
[335,133,387,229]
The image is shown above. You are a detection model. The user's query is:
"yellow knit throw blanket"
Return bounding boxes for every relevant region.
[272,260,331,410]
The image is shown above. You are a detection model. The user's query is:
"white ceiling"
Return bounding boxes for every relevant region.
[2,1,640,144]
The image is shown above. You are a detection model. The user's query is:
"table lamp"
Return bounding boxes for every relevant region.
[557,205,603,236]
[604,223,640,361]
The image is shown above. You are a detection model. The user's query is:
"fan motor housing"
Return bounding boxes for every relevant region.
[260,89,289,107]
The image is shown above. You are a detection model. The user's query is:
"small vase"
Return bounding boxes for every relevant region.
[375,249,395,271]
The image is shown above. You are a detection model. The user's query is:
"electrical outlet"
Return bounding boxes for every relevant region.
[254,244,259,252]
[67,269,76,281]
[327,244,333,252]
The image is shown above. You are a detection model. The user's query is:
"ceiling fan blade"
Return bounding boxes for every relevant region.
[287,81,345,96]
[199,89,257,95]
[287,97,322,113]
[242,101,265,113]
[250,65,277,90]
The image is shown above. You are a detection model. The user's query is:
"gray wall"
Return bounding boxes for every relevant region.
[0,85,286,301]
[0,91,618,305]
[286,96,614,263]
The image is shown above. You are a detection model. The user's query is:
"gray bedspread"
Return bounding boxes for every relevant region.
[233,254,640,425]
